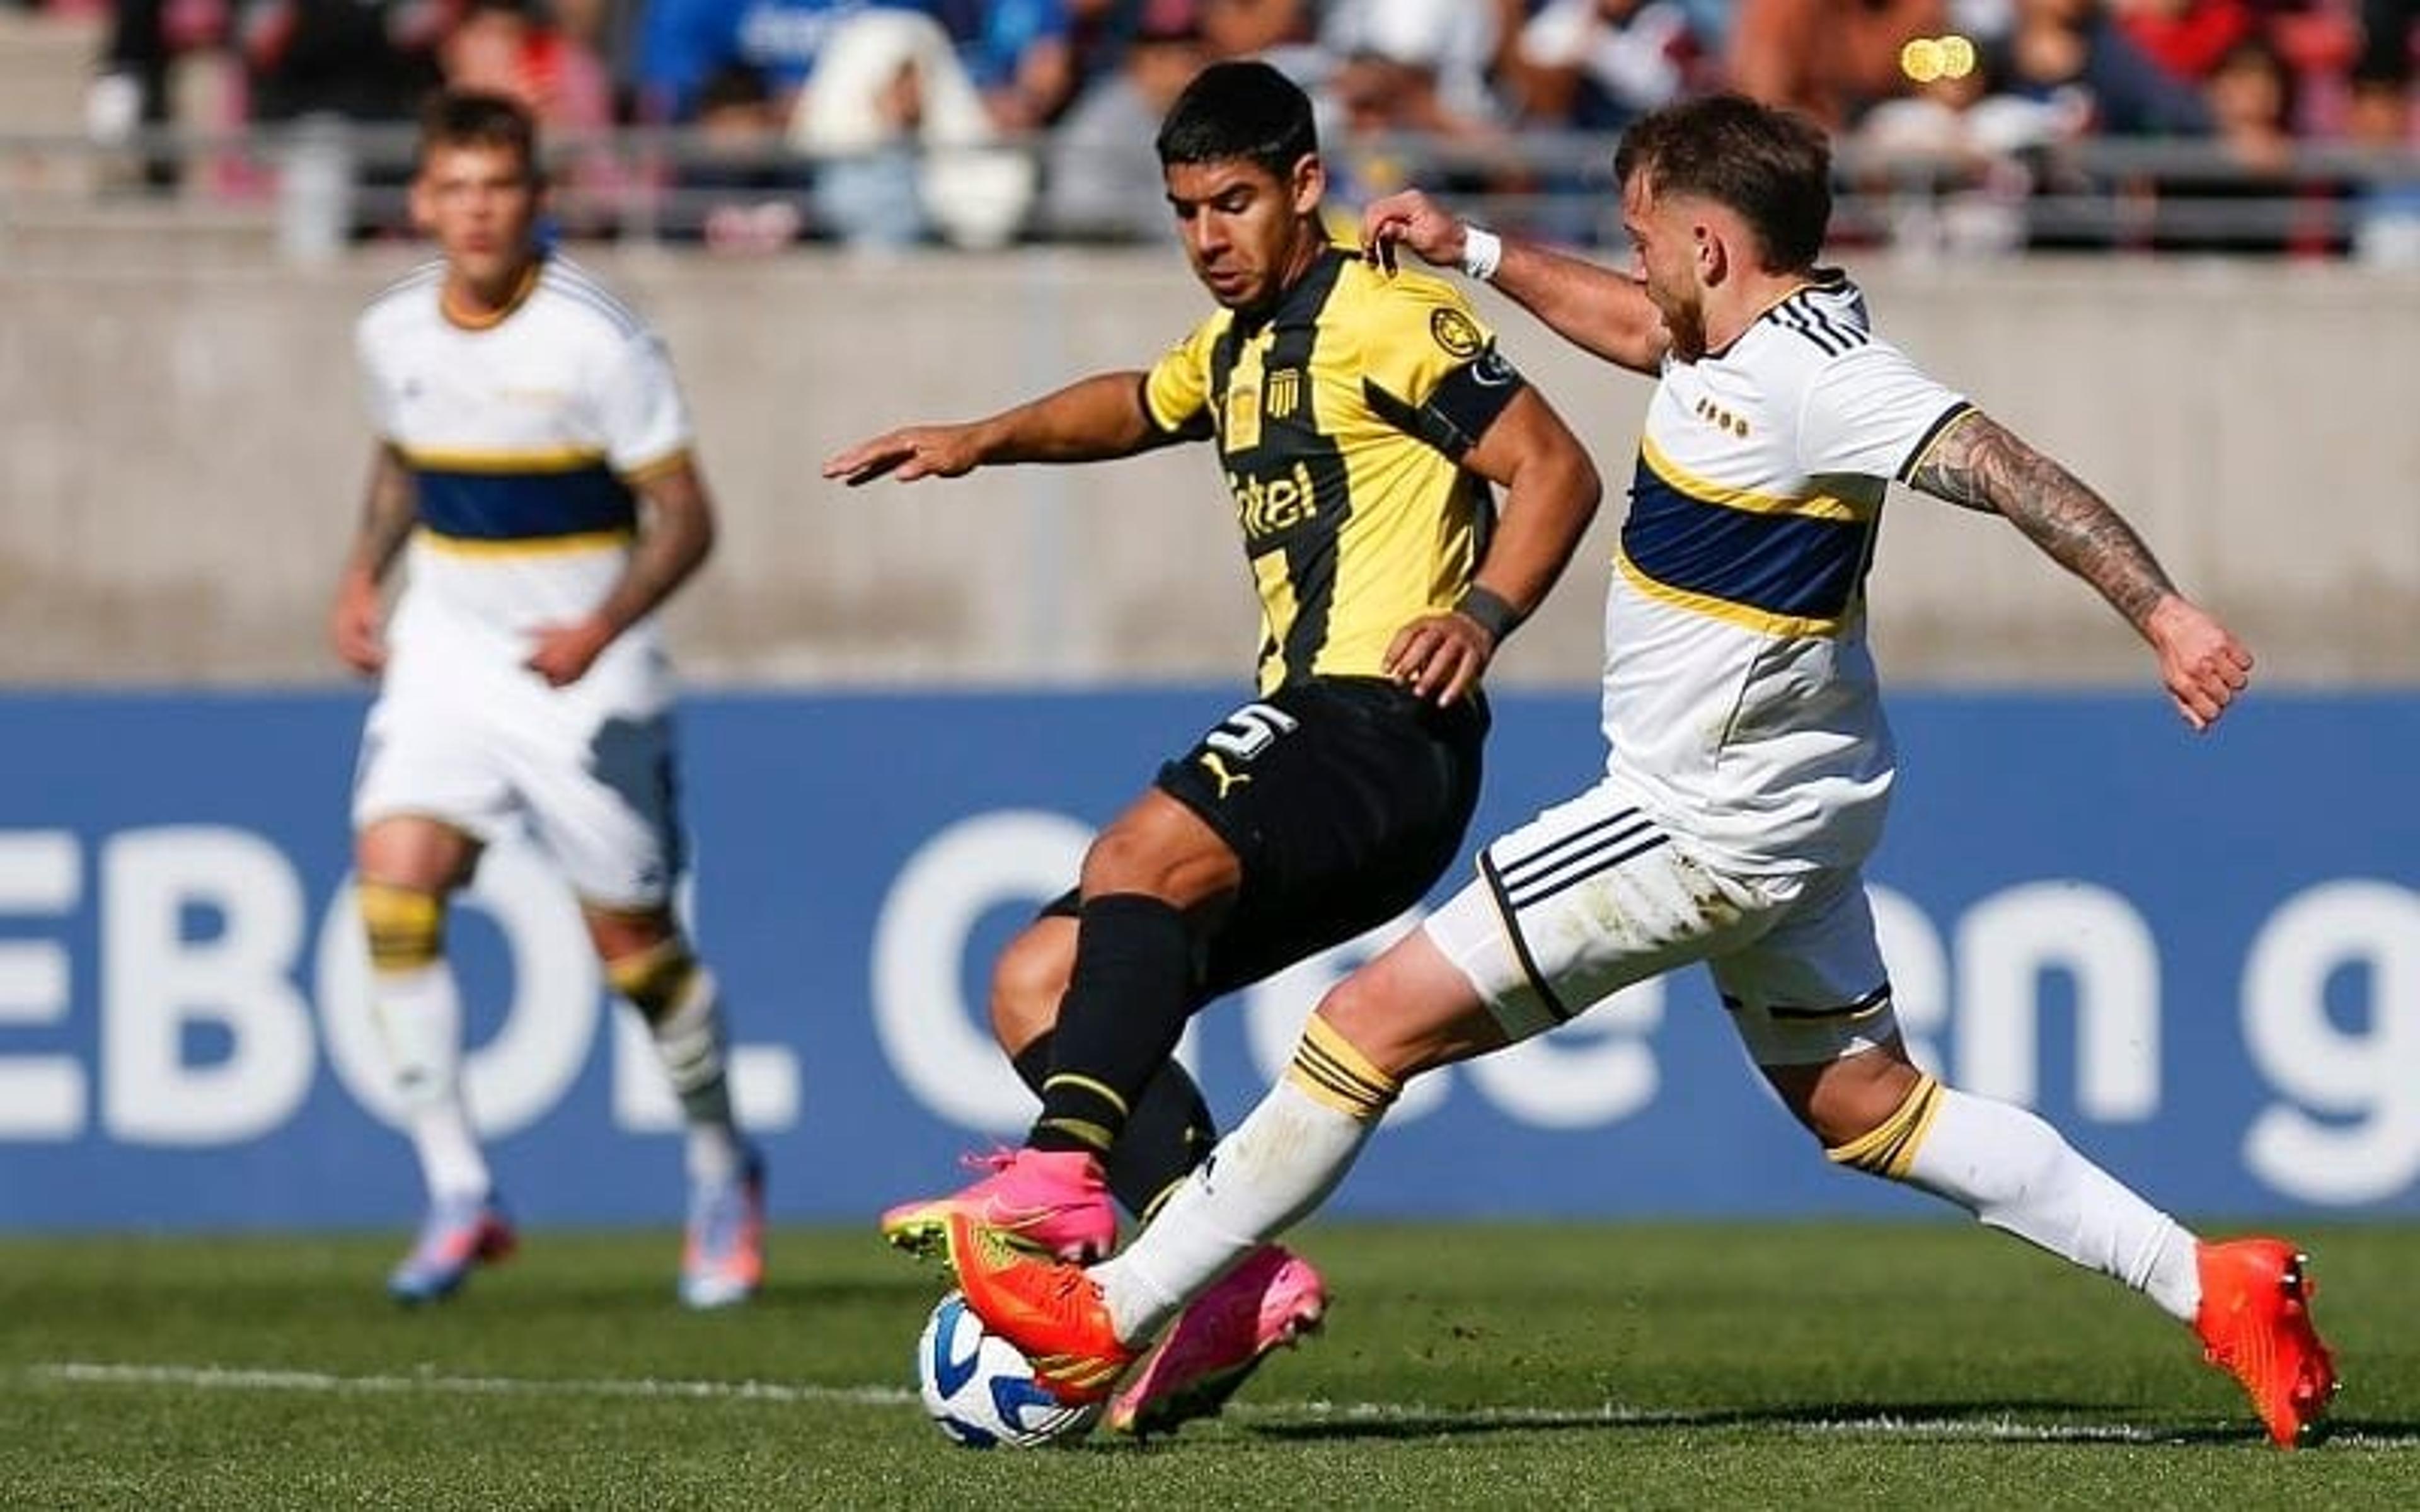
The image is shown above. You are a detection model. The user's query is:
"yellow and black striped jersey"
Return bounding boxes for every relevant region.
[1143,245,1528,696]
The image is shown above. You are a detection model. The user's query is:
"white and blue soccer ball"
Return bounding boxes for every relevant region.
[916,1290,1100,1449]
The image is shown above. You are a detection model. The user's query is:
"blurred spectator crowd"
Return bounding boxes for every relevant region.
[34,0,2420,258]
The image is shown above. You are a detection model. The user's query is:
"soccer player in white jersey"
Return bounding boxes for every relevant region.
[331,91,763,1309]
[938,93,2337,1447]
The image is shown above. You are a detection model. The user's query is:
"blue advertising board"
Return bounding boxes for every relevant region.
[1,689,2416,1229]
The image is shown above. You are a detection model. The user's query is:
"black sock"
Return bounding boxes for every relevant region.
[1013,1033,1217,1220]
[1026,893,1194,1160]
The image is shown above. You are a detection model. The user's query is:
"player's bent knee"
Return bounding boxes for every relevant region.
[357,880,445,973]
[989,922,1072,1051]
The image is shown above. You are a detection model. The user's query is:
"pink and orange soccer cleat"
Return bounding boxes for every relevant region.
[2194,1236,2337,1448]
[881,1147,1115,1263]
[943,1210,1136,1406]
[387,1193,517,1305]
[1105,1243,1326,1438]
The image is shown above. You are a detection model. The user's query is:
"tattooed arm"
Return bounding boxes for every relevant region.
[328,444,418,676]
[525,452,717,688]
[1907,410,2254,731]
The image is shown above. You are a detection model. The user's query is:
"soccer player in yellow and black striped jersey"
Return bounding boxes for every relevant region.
[825,60,1601,1429]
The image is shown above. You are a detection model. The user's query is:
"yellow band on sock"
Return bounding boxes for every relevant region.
[606,939,700,1017]
[1826,1072,1944,1179]
[1138,1176,1187,1224]
[357,881,443,973]
[1040,1072,1130,1121]
[1284,1016,1401,1122]
[1035,1116,1117,1154]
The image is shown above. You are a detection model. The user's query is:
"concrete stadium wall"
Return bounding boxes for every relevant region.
[3,249,2416,688]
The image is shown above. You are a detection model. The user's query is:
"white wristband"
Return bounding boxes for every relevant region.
[1458,226,1502,283]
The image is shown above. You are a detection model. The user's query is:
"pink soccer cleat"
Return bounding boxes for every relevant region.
[880,1147,1115,1263]
[1105,1243,1327,1438]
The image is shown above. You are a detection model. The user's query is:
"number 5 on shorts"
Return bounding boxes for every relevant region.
[1204,701,1300,762]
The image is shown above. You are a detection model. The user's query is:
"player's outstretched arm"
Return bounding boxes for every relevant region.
[526,455,717,687]
[329,444,417,677]
[1383,387,1603,706]
[821,372,1170,486]
[1906,410,2254,731]
[1360,190,1667,374]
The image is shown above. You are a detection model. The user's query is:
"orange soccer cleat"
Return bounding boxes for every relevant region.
[2193,1237,2337,1448]
[943,1210,1136,1406]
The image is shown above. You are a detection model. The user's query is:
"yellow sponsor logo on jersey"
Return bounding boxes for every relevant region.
[1230,461,1320,542]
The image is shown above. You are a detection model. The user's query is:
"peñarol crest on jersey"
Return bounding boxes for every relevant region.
[1429,307,1483,358]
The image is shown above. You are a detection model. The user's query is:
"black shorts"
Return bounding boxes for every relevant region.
[1046,677,1487,1002]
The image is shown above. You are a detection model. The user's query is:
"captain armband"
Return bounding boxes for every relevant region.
[1455,585,1524,643]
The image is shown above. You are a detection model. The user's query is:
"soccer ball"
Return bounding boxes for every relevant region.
[916,1290,1100,1449]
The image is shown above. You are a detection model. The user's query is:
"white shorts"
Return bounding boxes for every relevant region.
[1426,777,1896,1067]
[350,604,681,910]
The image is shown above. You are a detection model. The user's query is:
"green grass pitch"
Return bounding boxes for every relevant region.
[5,1221,2415,1508]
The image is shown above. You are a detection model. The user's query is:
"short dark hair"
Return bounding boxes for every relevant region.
[417,90,539,181]
[1155,60,1317,180]
[1613,94,1832,273]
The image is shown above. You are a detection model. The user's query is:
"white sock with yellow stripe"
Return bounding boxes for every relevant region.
[360,881,490,1205]
[1094,1017,1398,1343]
[1848,1075,2201,1322]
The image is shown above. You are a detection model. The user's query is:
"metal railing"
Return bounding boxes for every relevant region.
[5,120,2420,264]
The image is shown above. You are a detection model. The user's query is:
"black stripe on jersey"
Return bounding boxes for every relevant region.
[1799,297,1867,353]
[1261,256,1351,685]
[1896,401,1977,483]
[1492,806,1654,891]
[1770,301,1847,357]
[1207,321,1281,672]
[1478,848,1575,1022]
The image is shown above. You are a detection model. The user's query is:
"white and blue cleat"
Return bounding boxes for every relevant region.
[679,1153,766,1310]
[388,1194,517,1305]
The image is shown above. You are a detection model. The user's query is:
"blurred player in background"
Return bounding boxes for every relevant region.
[330,91,764,1309]
[824,59,1602,1434]
[943,92,2337,1449]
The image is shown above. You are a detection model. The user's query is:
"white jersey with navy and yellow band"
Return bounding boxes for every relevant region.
[356,253,693,658]
[1603,274,1970,874]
